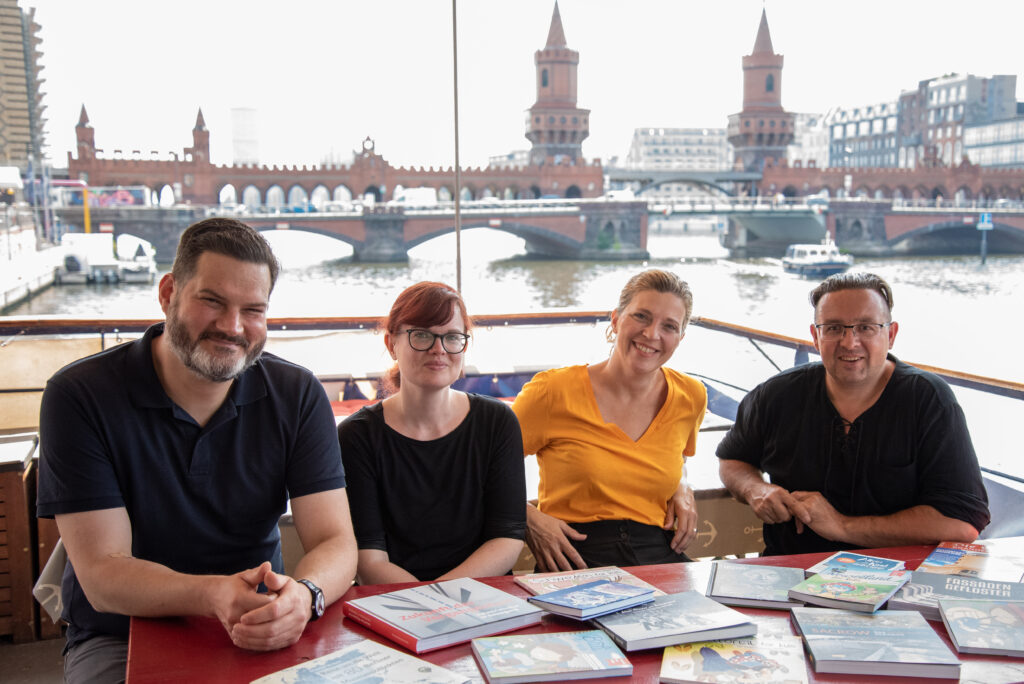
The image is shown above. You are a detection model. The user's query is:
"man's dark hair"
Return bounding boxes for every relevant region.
[809,272,894,314]
[171,218,281,291]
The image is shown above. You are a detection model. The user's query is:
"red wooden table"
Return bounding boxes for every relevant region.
[126,543,1024,683]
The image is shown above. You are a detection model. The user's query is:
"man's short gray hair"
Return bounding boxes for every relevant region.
[809,272,894,314]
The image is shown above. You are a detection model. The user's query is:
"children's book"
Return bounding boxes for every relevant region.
[791,607,961,679]
[916,541,1024,582]
[705,561,805,610]
[513,565,665,596]
[803,550,905,578]
[939,598,1024,657]
[249,639,469,683]
[591,590,756,652]
[787,567,909,613]
[526,579,654,619]
[341,577,543,653]
[471,629,632,683]
[889,570,1024,621]
[659,635,809,684]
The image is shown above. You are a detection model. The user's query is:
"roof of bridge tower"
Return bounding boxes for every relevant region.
[77,104,89,127]
[545,2,567,48]
[194,108,207,131]
[751,8,775,55]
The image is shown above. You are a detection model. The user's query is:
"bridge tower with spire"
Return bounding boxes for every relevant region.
[727,8,794,174]
[526,2,590,167]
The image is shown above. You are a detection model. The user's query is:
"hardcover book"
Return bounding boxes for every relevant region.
[513,565,665,596]
[250,639,470,683]
[705,561,805,610]
[591,590,756,652]
[341,577,543,653]
[790,607,960,679]
[916,541,1024,582]
[526,579,654,619]
[889,570,1024,621]
[803,550,905,578]
[788,567,910,613]
[939,598,1024,657]
[471,629,632,683]
[659,635,809,684]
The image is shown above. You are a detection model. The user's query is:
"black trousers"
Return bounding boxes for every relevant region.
[566,519,692,567]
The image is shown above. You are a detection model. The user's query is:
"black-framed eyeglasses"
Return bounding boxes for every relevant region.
[814,322,890,341]
[402,329,470,353]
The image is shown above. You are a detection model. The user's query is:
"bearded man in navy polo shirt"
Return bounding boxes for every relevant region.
[38,218,357,684]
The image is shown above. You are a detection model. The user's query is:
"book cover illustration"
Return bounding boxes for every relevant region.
[791,607,960,678]
[788,568,909,612]
[939,599,1024,656]
[917,541,1024,582]
[471,630,632,682]
[513,565,665,596]
[592,590,755,651]
[527,579,654,619]
[890,571,1024,621]
[250,639,469,683]
[659,636,809,684]
[706,562,805,609]
[804,550,905,577]
[342,577,542,651]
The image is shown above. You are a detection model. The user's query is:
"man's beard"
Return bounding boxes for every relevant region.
[165,305,265,382]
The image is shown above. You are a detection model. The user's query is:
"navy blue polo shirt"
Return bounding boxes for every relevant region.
[37,323,345,648]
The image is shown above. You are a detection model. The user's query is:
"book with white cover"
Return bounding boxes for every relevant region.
[591,590,756,652]
[342,577,543,653]
[250,639,469,683]
[513,565,664,596]
[939,598,1024,657]
[889,570,1024,621]
[803,550,905,578]
[705,561,804,609]
[659,635,809,684]
[788,567,909,613]
[527,579,654,619]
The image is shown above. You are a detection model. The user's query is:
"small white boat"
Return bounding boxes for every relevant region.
[55,233,157,285]
[782,241,853,278]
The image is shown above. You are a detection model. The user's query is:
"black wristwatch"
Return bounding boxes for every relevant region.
[296,579,325,621]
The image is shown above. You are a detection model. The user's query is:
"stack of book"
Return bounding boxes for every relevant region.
[513,565,664,596]
[341,577,543,653]
[916,541,1024,582]
[802,550,905,577]
[526,579,655,619]
[591,590,757,651]
[788,566,911,612]
[890,571,1024,620]
[939,598,1024,657]
[471,630,632,683]
[791,606,961,679]
[705,561,805,609]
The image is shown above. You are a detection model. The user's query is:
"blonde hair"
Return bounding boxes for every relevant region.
[615,269,693,328]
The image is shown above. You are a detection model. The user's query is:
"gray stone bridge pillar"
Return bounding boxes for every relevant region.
[354,212,409,262]
[578,202,650,260]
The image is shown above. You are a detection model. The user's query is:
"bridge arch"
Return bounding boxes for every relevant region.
[218,184,238,205]
[310,184,330,209]
[158,184,176,207]
[890,219,1024,251]
[266,185,285,208]
[242,185,261,209]
[333,185,353,202]
[362,186,382,202]
[405,220,583,257]
[565,185,582,198]
[930,185,949,200]
[288,185,309,209]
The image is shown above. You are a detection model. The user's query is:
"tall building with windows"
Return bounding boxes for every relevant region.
[828,102,899,168]
[963,115,1024,169]
[624,127,731,199]
[525,2,590,165]
[787,112,830,169]
[897,74,1017,168]
[727,9,794,172]
[0,0,45,166]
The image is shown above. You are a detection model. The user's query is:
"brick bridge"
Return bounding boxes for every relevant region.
[53,200,650,262]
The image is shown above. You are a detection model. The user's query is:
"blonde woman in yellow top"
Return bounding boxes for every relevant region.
[512,269,707,571]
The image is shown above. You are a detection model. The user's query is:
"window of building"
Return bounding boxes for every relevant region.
[542,69,548,87]
[766,74,774,92]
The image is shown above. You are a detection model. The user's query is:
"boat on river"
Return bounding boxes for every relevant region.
[55,233,157,285]
[782,240,853,278]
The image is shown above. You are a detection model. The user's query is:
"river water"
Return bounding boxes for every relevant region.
[8,228,1023,382]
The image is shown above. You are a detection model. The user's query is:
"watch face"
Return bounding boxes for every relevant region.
[313,589,326,617]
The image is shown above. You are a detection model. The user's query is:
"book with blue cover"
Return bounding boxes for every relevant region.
[705,561,805,609]
[939,598,1024,657]
[659,635,809,684]
[917,541,1024,582]
[803,550,905,578]
[890,570,1024,621]
[791,607,960,679]
[526,579,654,619]
[471,630,632,683]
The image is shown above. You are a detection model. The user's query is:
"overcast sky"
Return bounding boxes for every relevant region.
[27,0,1024,171]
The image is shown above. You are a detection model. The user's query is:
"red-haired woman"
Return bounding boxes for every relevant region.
[338,282,526,584]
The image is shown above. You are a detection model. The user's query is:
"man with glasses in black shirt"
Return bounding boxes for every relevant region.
[717,272,989,555]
